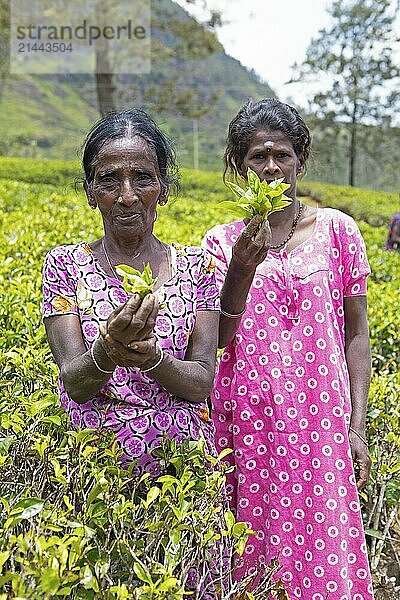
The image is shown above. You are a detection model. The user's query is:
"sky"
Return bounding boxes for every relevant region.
[175,0,400,103]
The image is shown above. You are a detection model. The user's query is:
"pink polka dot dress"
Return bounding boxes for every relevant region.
[203,208,374,599]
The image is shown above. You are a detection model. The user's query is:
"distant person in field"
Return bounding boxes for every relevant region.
[385,211,400,251]
[41,108,220,477]
[202,98,374,598]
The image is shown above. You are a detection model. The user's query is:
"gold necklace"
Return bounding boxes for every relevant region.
[269,203,304,250]
[101,238,140,279]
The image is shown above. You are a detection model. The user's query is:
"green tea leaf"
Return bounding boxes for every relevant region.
[115,263,157,297]
[365,529,385,540]
[133,562,152,585]
[217,201,253,219]
[116,266,138,278]
[10,498,44,519]
[225,180,246,198]
[247,168,260,193]
[221,168,292,219]
[224,510,235,532]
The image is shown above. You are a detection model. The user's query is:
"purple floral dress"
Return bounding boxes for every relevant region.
[202,208,375,599]
[42,242,220,476]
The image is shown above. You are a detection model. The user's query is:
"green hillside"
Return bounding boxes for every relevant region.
[0,77,98,158]
[1,0,399,191]
[0,0,273,169]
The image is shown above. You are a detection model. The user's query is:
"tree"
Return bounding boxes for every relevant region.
[95,0,222,117]
[291,0,400,186]
[0,0,221,118]
[0,0,9,102]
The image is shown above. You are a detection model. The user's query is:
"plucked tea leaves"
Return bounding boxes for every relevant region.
[115,263,157,297]
[220,168,292,219]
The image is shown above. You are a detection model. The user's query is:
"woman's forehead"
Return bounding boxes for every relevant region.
[91,135,159,173]
[248,128,294,150]
[97,135,154,159]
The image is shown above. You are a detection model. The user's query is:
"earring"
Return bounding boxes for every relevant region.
[117,196,123,203]
[159,184,168,206]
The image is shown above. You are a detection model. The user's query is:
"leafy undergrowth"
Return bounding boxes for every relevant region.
[0,160,399,597]
[297,180,399,226]
[0,413,287,599]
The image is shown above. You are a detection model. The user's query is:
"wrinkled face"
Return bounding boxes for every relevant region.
[240,128,301,199]
[87,135,165,240]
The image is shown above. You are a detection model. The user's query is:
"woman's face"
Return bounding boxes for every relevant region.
[88,135,165,241]
[240,128,301,199]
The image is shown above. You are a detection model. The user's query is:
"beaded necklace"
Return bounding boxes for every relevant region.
[269,203,304,250]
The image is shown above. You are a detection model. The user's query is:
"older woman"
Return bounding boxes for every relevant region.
[203,99,374,599]
[42,108,220,476]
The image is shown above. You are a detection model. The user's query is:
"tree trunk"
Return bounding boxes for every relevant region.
[349,109,357,187]
[0,0,10,100]
[95,50,116,117]
[0,74,5,103]
[193,118,199,170]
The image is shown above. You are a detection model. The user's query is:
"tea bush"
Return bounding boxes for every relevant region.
[297,180,399,226]
[0,157,81,186]
[364,372,400,596]
[1,160,399,597]
[0,173,290,598]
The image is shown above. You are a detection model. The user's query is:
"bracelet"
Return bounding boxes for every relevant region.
[90,340,115,374]
[349,426,368,447]
[141,347,165,373]
[220,307,246,318]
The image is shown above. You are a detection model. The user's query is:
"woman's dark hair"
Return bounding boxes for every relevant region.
[82,108,180,195]
[224,98,312,182]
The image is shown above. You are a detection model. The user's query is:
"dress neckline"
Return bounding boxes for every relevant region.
[85,241,178,292]
[268,206,322,257]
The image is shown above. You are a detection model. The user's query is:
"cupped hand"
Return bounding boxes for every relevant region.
[106,293,159,347]
[349,431,372,490]
[99,331,159,370]
[232,215,272,270]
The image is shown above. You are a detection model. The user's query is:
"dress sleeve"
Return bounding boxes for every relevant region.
[201,226,230,292]
[196,248,221,311]
[42,246,79,318]
[339,216,371,296]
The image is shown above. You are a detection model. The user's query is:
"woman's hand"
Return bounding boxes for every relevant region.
[349,429,372,490]
[98,293,160,370]
[232,214,272,271]
[106,293,159,346]
[99,330,160,371]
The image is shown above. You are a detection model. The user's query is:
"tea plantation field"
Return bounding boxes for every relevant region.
[0,157,399,598]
